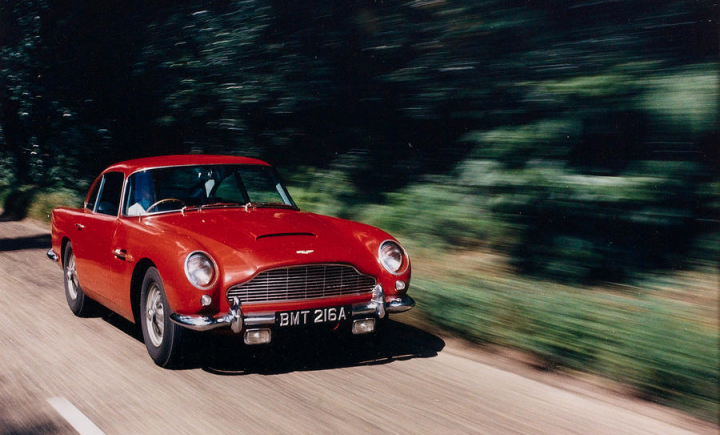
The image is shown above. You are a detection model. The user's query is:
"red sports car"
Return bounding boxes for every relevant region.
[48,155,414,367]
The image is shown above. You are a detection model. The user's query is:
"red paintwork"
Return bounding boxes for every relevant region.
[50,155,411,325]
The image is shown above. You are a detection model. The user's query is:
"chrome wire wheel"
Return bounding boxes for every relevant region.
[65,254,79,300]
[62,242,95,317]
[140,266,186,367]
[145,283,165,348]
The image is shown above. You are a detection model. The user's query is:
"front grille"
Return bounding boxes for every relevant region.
[227,264,376,304]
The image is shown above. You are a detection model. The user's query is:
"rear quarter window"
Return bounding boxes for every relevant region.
[95,172,125,216]
[85,178,102,211]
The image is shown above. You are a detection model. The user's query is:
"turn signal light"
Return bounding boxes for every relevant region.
[244,328,272,345]
[352,318,376,335]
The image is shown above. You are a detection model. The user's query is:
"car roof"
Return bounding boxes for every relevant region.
[104,155,271,175]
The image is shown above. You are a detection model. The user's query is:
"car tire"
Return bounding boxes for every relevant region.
[63,242,96,317]
[140,267,186,368]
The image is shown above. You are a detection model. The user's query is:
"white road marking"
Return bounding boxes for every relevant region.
[47,397,106,435]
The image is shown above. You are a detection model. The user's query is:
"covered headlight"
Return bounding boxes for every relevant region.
[379,240,409,275]
[185,251,217,289]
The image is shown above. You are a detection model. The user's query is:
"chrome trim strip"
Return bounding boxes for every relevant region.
[239,293,374,306]
[93,174,107,214]
[169,297,241,332]
[47,248,59,262]
[229,262,373,283]
[169,300,273,332]
[169,312,235,332]
[245,313,276,326]
[351,304,376,316]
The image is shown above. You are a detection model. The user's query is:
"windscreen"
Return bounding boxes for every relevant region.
[123,164,295,216]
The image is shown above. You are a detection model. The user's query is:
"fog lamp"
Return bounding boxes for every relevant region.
[244,328,272,345]
[352,318,376,335]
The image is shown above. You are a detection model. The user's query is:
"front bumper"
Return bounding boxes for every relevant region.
[47,248,59,262]
[169,284,415,334]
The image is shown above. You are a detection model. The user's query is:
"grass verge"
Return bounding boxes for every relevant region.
[410,254,719,421]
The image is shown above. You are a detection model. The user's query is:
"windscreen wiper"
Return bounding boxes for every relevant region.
[243,202,298,211]
[199,202,244,210]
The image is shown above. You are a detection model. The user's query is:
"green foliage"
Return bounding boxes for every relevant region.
[0,185,39,218]
[0,185,81,220]
[463,119,579,167]
[26,188,82,221]
[288,167,362,219]
[457,109,717,280]
[358,181,503,250]
[414,273,719,419]
[641,64,719,134]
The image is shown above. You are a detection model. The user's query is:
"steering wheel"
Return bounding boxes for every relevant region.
[146,198,186,213]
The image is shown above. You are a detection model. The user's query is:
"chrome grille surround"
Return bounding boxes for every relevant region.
[226,264,376,304]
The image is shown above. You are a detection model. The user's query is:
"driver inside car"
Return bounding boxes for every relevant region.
[126,172,155,216]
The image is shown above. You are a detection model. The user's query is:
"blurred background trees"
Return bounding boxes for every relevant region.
[1,0,718,281]
[2,1,718,417]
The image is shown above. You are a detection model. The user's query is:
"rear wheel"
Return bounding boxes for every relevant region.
[140,267,186,368]
[63,243,96,317]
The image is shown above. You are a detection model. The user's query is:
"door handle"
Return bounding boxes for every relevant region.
[113,248,127,261]
[75,223,85,230]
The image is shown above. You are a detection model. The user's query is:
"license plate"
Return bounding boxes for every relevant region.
[276,306,351,328]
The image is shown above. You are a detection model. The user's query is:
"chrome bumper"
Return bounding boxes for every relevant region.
[169,284,415,333]
[351,284,416,316]
[170,297,266,333]
[387,295,416,313]
[47,248,59,262]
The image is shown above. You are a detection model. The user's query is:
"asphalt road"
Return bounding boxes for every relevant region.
[0,218,715,435]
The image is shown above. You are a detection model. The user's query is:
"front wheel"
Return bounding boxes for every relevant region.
[63,243,96,317]
[140,267,186,368]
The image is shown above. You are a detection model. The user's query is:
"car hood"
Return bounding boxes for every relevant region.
[142,208,384,283]
[126,206,406,309]
[147,208,346,251]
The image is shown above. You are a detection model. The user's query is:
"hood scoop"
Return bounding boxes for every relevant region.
[256,232,316,240]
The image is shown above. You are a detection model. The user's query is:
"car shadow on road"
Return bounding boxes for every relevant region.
[199,320,445,375]
[100,312,445,374]
[0,233,51,252]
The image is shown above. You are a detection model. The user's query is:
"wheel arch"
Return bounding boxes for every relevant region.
[60,237,71,267]
[131,258,156,324]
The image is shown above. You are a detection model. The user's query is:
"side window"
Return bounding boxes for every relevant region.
[123,171,156,216]
[85,178,102,211]
[95,172,125,216]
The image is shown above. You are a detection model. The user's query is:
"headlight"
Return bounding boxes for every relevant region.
[185,251,217,289]
[379,240,408,275]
